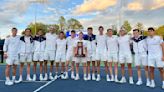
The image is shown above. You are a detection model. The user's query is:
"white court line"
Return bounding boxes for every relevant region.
[0,80,48,83]
[33,68,72,92]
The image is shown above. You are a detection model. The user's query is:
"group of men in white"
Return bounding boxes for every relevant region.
[3,26,164,89]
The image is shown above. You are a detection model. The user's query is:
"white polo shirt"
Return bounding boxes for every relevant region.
[45,33,57,51]
[56,38,67,54]
[146,36,163,55]
[66,36,77,53]
[118,35,131,54]
[106,35,118,54]
[96,34,107,52]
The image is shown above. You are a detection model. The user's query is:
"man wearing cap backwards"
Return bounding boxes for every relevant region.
[3,28,20,85]
[84,27,96,81]
[95,26,108,81]
[106,28,119,82]
[117,27,134,84]
[132,29,150,86]
[146,27,164,89]
[44,26,57,80]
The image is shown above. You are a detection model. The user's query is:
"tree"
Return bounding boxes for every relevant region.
[28,22,48,35]
[122,20,132,33]
[156,25,164,37]
[67,18,83,30]
[111,25,117,35]
[47,24,60,34]
[135,22,144,31]
[59,16,66,31]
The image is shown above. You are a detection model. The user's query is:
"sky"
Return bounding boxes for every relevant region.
[0,0,164,38]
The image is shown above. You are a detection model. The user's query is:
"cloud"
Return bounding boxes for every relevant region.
[127,0,164,11]
[74,0,117,14]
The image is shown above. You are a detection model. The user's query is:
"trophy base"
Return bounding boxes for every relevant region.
[75,54,85,57]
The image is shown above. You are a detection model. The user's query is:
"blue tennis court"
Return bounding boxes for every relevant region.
[0,65,163,92]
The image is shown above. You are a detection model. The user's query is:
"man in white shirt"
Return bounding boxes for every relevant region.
[55,31,67,80]
[106,28,119,82]
[73,32,87,81]
[146,27,164,89]
[16,28,33,83]
[117,28,134,84]
[33,29,46,81]
[65,30,77,79]
[132,29,150,86]
[3,28,20,85]
[84,27,96,81]
[96,26,108,81]
[44,27,57,80]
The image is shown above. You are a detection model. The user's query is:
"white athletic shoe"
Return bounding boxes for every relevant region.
[33,74,37,81]
[5,80,13,86]
[39,74,44,81]
[43,74,48,81]
[74,74,80,80]
[96,75,101,81]
[106,75,110,82]
[15,77,23,83]
[84,76,88,81]
[146,80,151,87]
[54,75,58,80]
[87,74,91,80]
[110,75,114,82]
[65,72,69,79]
[114,77,119,83]
[129,77,134,84]
[71,72,75,79]
[162,84,164,89]
[49,75,54,80]
[136,80,143,85]
[119,77,126,83]
[149,82,155,88]
[92,74,96,80]
[61,75,65,79]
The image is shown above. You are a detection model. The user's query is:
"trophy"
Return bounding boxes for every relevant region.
[75,42,85,57]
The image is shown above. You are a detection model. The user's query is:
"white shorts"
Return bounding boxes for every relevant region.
[119,53,132,64]
[96,51,107,61]
[33,52,44,61]
[107,53,118,62]
[66,52,75,61]
[134,53,148,66]
[74,57,86,63]
[6,55,19,65]
[55,53,66,62]
[44,51,55,61]
[19,53,32,63]
[87,51,96,61]
[148,54,164,68]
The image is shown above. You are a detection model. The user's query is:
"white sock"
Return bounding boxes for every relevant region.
[33,74,36,76]
[6,77,10,81]
[163,81,164,85]
[88,73,90,76]
[40,74,43,76]
[111,75,114,78]
[115,75,118,78]
[49,72,52,76]
[97,74,100,77]
[138,77,142,81]
[84,74,87,77]
[12,76,16,80]
[27,74,30,78]
[146,78,149,82]
[71,71,74,74]
[76,73,79,76]
[45,73,47,76]
[151,80,155,84]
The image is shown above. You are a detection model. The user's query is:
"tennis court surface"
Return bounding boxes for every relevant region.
[0,65,163,92]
